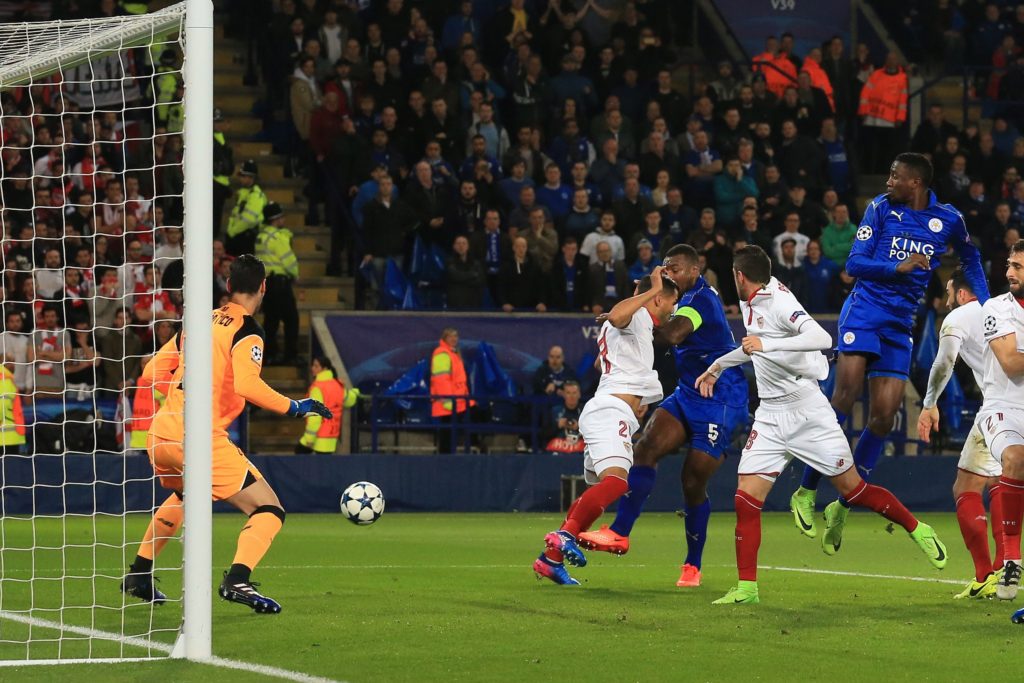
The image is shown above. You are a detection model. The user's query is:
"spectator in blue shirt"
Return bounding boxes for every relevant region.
[535,163,574,222]
[547,55,598,119]
[460,134,502,182]
[628,238,658,282]
[547,118,595,176]
[659,186,698,242]
[441,1,480,54]
[533,345,580,396]
[683,130,722,208]
[497,158,534,209]
[563,188,601,242]
[801,239,840,313]
[569,160,603,207]
[713,156,759,229]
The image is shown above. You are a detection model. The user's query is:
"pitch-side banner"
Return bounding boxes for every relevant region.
[62,52,144,109]
[325,312,838,388]
[714,0,851,60]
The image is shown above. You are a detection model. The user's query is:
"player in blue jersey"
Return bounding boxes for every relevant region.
[790,152,990,554]
[577,244,749,587]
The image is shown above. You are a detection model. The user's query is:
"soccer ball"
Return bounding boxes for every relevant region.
[340,481,385,525]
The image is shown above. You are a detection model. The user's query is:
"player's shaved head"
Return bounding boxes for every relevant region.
[228,254,266,295]
[732,244,772,286]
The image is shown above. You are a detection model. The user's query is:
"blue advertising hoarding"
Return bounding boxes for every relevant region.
[713,0,851,59]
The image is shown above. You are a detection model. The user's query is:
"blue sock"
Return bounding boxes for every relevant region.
[609,466,657,536]
[801,407,848,491]
[839,428,886,508]
[683,498,712,569]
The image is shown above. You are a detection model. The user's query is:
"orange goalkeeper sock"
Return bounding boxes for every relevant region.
[132,492,184,572]
[229,506,285,580]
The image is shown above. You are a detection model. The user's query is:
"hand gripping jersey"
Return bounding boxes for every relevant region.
[594,308,664,406]
[670,275,748,407]
[740,277,830,399]
[844,191,989,324]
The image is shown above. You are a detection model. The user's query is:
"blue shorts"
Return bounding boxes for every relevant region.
[837,295,913,379]
[658,387,747,459]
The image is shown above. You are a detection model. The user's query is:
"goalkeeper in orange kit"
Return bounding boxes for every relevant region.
[121,255,332,614]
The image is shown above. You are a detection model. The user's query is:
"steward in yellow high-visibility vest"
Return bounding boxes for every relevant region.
[225,159,266,257]
[296,356,359,454]
[0,363,25,452]
[213,107,234,234]
[255,202,300,363]
[149,49,179,128]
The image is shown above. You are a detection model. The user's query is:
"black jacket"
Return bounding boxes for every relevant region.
[546,254,591,311]
[446,254,487,309]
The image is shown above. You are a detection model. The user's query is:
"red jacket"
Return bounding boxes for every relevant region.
[753,51,798,99]
[801,58,835,111]
[309,106,349,158]
[858,67,908,125]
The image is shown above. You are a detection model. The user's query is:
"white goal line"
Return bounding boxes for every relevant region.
[0,610,343,683]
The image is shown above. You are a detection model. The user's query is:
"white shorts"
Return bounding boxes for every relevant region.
[957,418,1002,478]
[579,395,639,485]
[978,407,1024,465]
[737,391,853,482]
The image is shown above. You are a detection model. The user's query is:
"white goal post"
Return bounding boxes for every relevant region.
[0,0,213,665]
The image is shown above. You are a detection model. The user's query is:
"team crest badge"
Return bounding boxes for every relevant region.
[928,218,943,233]
[856,225,872,241]
[756,316,764,328]
[843,331,856,345]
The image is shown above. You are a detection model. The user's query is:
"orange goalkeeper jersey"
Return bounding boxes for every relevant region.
[150,302,292,439]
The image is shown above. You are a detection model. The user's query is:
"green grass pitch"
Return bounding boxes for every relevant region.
[0,511,1018,682]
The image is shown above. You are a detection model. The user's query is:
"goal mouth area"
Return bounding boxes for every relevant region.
[0,3,186,89]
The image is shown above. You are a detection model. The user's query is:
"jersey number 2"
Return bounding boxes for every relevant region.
[618,421,629,438]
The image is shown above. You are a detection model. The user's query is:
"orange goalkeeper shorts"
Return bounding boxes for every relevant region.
[146,432,265,501]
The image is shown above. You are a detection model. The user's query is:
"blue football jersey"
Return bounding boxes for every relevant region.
[847,191,989,322]
[671,276,748,408]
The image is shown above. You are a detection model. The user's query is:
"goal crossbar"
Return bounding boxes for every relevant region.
[0,3,186,88]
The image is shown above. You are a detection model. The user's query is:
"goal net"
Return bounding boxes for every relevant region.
[0,2,212,664]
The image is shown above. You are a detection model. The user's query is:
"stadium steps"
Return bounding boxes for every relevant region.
[212,28,357,445]
[920,76,982,129]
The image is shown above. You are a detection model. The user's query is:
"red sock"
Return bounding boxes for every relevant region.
[561,475,629,537]
[845,481,918,532]
[956,492,993,581]
[990,484,1006,571]
[544,498,583,563]
[735,490,763,582]
[999,476,1024,562]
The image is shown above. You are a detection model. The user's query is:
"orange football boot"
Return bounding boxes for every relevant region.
[676,563,702,587]
[577,525,630,555]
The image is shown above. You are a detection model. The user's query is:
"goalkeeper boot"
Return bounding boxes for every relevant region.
[712,580,760,605]
[533,555,580,586]
[218,574,282,614]
[544,530,587,567]
[954,572,998,600]
[997,560,1022,601]
[789,487,818,538]
[577,525,630,555]
[821,500,848,556]
[120,571,166,605]
[909,522,948,570]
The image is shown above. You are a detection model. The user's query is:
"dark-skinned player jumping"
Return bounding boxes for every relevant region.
[578,244,749,587]
[790,152,990,554]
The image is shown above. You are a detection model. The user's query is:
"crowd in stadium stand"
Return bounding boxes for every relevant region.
[240,0,1020,317]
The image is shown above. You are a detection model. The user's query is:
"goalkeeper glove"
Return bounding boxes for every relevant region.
[288,398,333,419]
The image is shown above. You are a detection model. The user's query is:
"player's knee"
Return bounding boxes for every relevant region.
[250,504,286,524]
[866,414,895,436]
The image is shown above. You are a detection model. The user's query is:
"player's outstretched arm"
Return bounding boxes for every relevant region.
[230,337,302,414]
[757,318,832,353]
[950,218,991,303]
[922,333,963,410]
[605,266,665,329]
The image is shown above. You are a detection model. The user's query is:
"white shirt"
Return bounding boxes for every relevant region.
[0,330,31,391]
[580,230,626,263]
[739,277,830,399]
[593,309,663,405]
[923,299,985,409]
[981,292,1024,411]
[942,300,985,387]
[772,231,810,266]
[34,268,64,299]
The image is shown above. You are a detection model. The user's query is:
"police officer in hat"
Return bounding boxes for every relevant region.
[256,201,300,365]
[213,107,234,234]
[226,159,267,256]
